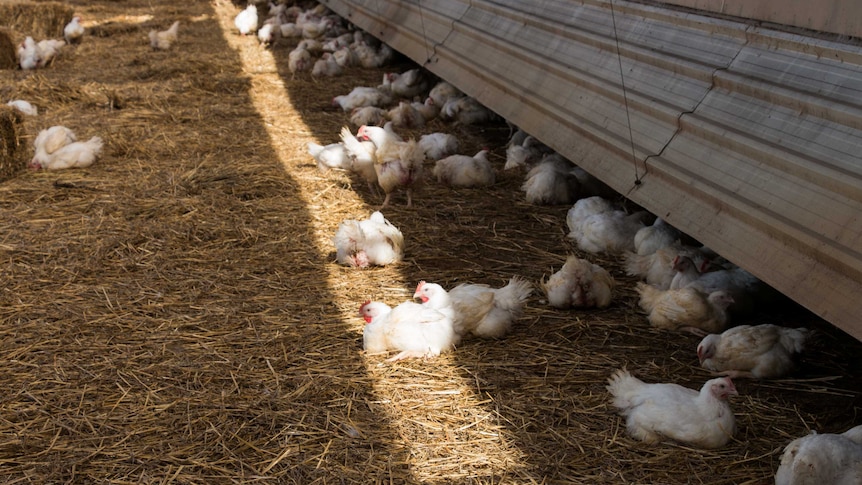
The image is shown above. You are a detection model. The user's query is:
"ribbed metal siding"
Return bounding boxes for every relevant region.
[323,0,862,340]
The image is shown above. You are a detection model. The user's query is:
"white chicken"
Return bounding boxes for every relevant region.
[447,276,533,342]
[64,16,85,44]
[624,244,712,290]
[387,101,426,129]
[149,21,179,50]
[6,100,38,116]
[36,39,66,66]
[697,324,809,379]
[433,149,495,188]
[339,126,379,192]
[418,133,459,161]
[380,69,430,99]
[440,95,496,125]
[333,46,359,67]
[235,5,259,35]
[279,22,301,38]
[311,53,342,77]
[566,196,616,234]
[635,282,734,335]
[504,135,546,170]
[671,256,766,316]
[354,42,394,68]
[359,281,456,361]
[30,126,103,170]
[307,140,350,172]
[541,255,615,309]
[521,155,580,205]
[287,45,311,74]
[256,21,277,47]
[332,86,392,112]
[571,209,653,254]
[634,218,681,255]
[775,425,862,485]
[358,124,424,207]
[349,106,388,128]
[428,81,463,107]
[18,37,42,70]
[333,211,404,268]
[607,369,738,449]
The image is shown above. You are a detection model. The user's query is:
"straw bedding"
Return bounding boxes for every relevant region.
[0,0,859,483]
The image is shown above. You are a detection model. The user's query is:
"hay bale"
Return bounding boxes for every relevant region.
[0,27,15,69]
[0,105,24,180]
[0,2,73,39]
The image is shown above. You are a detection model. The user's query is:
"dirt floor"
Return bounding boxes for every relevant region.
[0,0,860,483]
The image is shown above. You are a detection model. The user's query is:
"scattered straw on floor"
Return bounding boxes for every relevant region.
[0,0,858,483]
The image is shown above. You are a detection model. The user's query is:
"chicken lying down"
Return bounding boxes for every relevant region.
[624,243,712,290]
[379,68,430,99]
[307,140,350,172]
[6,100,38,116]
[149,21,179,50]
[333,211,403,268]
[633,217,680,255]
[447,276,533,343]
[697,324,809,379]
[433,149,495,188]
[521,154,580,205]
[418,132,459,161]
[671,255,766,317]
[359,281,456,362]
[571,208,653,254]
[542,255,614,309]
[30,126,103,170]
[428,81,463,107]
[566,195,616,234]
[635,282,734,336]
[333,86,392,112]
[311,53,342,77]
[607,369,737,449]
[775,425,862,485]
[349,106,387,128]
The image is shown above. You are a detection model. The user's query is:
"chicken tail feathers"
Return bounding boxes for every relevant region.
[635,281,661,313]
[606,368,643,411]
[493,276,533,314]
[779,328,810,354]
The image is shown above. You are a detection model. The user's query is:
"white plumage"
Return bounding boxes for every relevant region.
[447,276,533,342]
[332,86,392,111]
[333,211,404,268]
[607,369,738,449]
[571,208,653,254]
[235,5,259,35]
[30,126,102,170]
[636,282,734,335]
[697,324,809,379]
[541,255,614,309]
[6,100,38,116]
[64,16,85,44]
[634,218,681,255]
[307,140,350,172]
[418,133,459,161]
[149,21,179,50]
[775,425,862,485]
[433,149,495,187]
[521,155,580,205]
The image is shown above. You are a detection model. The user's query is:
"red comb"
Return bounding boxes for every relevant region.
[415,281,426,292]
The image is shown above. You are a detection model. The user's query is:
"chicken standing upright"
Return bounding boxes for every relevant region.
[358,124,425,207]
[360,281,456,362]
[635,282,734,335]
[339,126,379,192]
[288,45,311,74]
[447,276,533,342]
[333,211,404,268]
[64,16,85,44]
[36,39,65,66]
[697,324,809,379]
[433,149,495,188]
[149,21,179,50]
[775,425,862,485]
[607,369,738,449]
[235,5,259,35]
[542,255,615,309]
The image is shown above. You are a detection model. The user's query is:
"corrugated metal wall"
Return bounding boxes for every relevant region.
[323,0,862,341]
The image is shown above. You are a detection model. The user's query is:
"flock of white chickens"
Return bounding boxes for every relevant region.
[6,1,857,482]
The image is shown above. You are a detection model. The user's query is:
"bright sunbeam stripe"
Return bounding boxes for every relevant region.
[212,1,535,480]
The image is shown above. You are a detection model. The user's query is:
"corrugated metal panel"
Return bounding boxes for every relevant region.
[323,0,862,341]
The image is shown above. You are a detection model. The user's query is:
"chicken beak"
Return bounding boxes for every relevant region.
[724,378,738,397]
